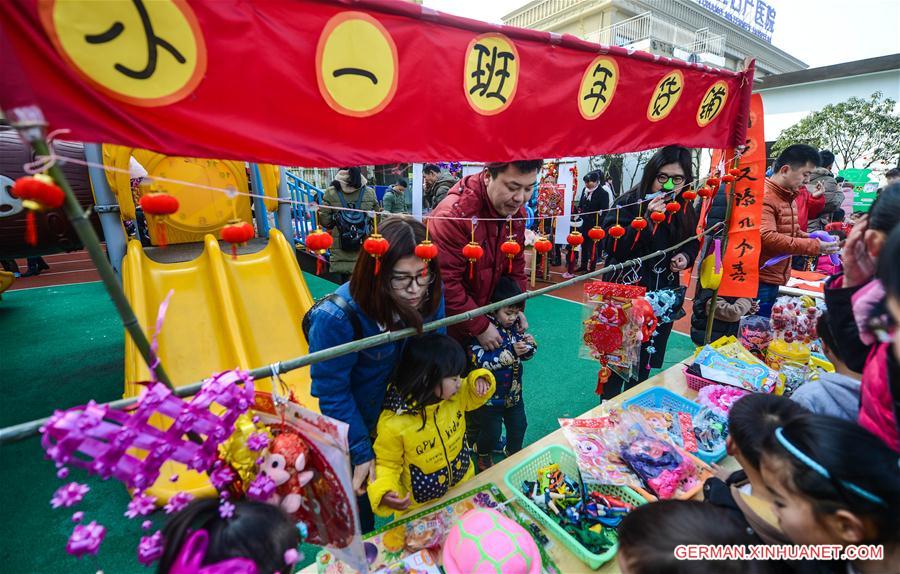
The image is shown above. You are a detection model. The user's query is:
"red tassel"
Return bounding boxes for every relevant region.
[231,244,238,260]
[156,221,168,248]
[652,223,660,236]
[469,261,474,280]
[316,256,324,275]
[374,258,381,276]
[590,242,597,263]
[667,213,673,224]
[613,238,619,251]
[25,211,37,246]
[569,248,575,264]
[595,366,611,395]
[508,258,513,273]
[631,230,642,249]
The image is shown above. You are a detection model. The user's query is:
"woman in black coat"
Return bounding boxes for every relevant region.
[599,146,699,399]
[576,170,610,273]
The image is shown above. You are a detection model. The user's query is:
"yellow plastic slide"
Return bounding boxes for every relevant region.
[122,229,316,502]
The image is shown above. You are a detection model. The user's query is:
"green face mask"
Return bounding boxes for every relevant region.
[662,178,676,192]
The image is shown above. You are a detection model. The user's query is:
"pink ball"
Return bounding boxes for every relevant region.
[442,509,541,574]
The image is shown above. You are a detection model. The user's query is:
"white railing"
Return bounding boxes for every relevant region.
[594,11,725,58]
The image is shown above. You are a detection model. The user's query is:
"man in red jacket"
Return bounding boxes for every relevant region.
[430,161,542,348]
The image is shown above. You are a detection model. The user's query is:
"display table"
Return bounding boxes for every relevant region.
[305,363,739,573]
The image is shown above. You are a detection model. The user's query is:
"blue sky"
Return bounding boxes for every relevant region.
[424,0,900,68]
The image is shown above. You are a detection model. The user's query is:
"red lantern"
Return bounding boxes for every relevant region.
[721,174,735,183]
[728,168,742,177]
[697,186,713,199]
[140,191,180,248]
[650,211,666,235]
[566,231,584,265]
[305,227,333,275]
[608,224,625,251]
[414,240,439,276]
[500,238,521,273]
[533,235,553,274]
[630,216,648,248]
[12,174,65,246]
[220,219,255,259]
[462,241,484,280]
[587,226,606,262]
[665,200,680,223]
[706,177,720,189]
[363,233,390,276]
[682,188,697,202]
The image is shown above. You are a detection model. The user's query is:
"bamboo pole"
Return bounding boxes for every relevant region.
[704,155,742,344]
[0,222,723,445]
[18,126,174,390]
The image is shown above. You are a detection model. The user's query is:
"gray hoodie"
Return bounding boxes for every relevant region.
[790,372,860,420]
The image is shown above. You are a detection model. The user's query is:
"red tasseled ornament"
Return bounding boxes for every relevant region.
[414,240,439,276]
[630,216,648,248]
[305,227,333,275]
[500,238,521,273]
[140,192,180,247]
[533,236,553,275]
[595,365,611,395]
[221,220,255,259]
[650,211,666,235]
[363,233,390,275]
[12,174,65,246]
[587,226,605,262]
[462,242,484,280]
[566,231,584,264]
[608,225,625,251]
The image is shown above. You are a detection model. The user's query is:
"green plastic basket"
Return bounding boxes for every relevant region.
[503,444,646,570]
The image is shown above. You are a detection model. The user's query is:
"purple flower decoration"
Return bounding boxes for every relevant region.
[142,520,153,531]
[164,491,194,515]
[51,482,90,509]
[209,464,236,490]
[66,521,105,558]
[246,474,276,501]
[137,530,163,566]
[246,432,270,452]
[473,492,498,509]
[125,492,157,519]
[71,511,84,523]
[219,500,235,520]
[56,467,69,479]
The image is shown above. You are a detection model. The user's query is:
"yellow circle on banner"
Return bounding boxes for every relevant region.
[578,56,619,120]
[464,33,519,116]
[697,81,729,127]
[316,12,398,117]
[38,0,206,107]
[646,70,684,122]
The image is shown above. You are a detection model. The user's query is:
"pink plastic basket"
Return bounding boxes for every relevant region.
[683,367,717,392]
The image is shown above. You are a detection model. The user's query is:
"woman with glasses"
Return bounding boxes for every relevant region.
[307,216,445,533]
[599,146,699,399]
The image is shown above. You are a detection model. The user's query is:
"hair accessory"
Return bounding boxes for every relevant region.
[774,427,886,506]
[67,520,106,558]
[137,530,164,566]
[51,482,89,509]
[169,530,258,574]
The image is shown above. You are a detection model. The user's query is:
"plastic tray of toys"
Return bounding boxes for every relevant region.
[623,387,727,464]
[504,444,647,570]
[683,367,718,392]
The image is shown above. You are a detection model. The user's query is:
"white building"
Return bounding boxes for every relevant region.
[502,0,806,76]
[754,53,900,143]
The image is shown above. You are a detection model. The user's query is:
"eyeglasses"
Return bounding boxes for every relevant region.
[655,173,686,185]
[390,273,436,290]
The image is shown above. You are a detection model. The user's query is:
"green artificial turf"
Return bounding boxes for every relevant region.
[0,277,693,572]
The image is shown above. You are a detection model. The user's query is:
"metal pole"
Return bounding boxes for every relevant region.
[18,126,173,391]
[83,143,126,277]
[275,166,292,237]
[0,222,723,445]
[704,156,742,344]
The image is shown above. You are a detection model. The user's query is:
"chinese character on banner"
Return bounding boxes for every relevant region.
[718,94,765,298]
[464,33,519,115]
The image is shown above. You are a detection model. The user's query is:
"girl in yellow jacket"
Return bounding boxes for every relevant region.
[367,334,495,518]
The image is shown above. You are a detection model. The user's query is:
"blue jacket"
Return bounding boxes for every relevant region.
[308,283,445,465]
[467,316,535,407]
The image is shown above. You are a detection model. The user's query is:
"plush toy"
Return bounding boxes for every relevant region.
[261,432,315,514]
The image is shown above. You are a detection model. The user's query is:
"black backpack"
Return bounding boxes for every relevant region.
[333,190,370,252]
[302,293,362,342]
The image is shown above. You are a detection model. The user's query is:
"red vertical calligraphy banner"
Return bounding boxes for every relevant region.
[718,94,765,298]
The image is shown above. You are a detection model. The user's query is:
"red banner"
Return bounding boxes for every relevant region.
[718,94,765,298]
[1,0,753,167]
